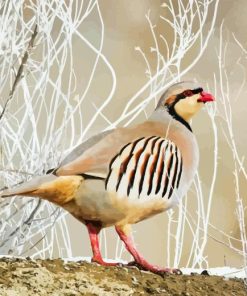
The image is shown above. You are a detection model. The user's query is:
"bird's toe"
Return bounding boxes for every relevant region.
[171,268,183,275]
[125,260,182,275]
[156,267,181,276]
[91,257,120,267]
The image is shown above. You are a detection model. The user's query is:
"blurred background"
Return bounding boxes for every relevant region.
[0,0,246,269]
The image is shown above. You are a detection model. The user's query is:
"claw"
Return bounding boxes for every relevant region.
[91,257,120,267]
[157,267,182,275]
[125,260,182,275]
[116,226,182,276]
[174,268,183,275]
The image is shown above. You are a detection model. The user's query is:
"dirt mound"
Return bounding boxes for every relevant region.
[0,257,245,295]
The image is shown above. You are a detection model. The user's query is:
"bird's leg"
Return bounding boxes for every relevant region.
[86,222,118,266]
[115,225,181,275]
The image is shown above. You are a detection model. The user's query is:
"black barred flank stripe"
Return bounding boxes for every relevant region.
[166,152,175,199]
[168,147,179,199]
[116,137,146,191]
[105,153,119,189]
[118,140,137,156]
[142,136,157,150]
[127,148,142,194]
[150,137,160,153]
[162,145,174,197]
[162,158,170,197]
[127,169,135,196]
[129,137,160,196]
[138,153,151,196]
[155,150,165,194]
[176,157,183,188]
[105,136,183,200]
[147,139,164,195]
[124,136,156,194]
[155,142,169,194]
[128,148,142,189]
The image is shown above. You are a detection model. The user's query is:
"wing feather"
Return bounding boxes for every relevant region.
[56,121,180,178]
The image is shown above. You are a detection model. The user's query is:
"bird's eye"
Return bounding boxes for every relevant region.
[183,90,193,97]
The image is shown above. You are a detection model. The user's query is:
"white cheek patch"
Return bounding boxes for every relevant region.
[174,96,202,121]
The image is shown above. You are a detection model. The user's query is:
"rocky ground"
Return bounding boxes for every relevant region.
[0,257,245,296]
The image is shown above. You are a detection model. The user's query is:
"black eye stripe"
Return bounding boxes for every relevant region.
[192,87,203,94]
[176,93,186,100]
[183,90,193,96]
[177,87,203,100]
[164,87,204,109]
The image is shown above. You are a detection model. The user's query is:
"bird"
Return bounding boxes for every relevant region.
[0,81,215,274]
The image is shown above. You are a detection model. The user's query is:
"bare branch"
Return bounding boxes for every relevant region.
[0,25,38,121]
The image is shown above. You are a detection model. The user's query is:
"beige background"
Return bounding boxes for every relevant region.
[2,1,245,268]
[57,0,247,268]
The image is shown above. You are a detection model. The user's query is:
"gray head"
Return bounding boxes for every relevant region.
[156,81,214,123]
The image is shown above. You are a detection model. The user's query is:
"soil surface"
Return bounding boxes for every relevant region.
[0,257,245,296]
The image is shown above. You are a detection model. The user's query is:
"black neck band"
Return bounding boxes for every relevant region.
[167,106,193,132]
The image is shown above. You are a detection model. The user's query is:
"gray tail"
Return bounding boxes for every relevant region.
[0,174,57,198]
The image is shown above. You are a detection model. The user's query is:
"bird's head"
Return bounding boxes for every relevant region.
[156,81,215,124]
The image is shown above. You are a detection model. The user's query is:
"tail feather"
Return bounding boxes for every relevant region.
[0,175,57,198]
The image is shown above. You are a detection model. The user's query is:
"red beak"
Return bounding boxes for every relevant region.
[197,91,215,103]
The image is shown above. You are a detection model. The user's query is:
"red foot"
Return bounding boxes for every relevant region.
[126,260,181,275]
[115,227,182,275]
[91,256,119,266]
[86,222,120,267]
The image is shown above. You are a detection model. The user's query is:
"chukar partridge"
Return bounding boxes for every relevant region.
[1,81,215,274]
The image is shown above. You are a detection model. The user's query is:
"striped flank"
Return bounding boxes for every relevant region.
[105,136,183,200]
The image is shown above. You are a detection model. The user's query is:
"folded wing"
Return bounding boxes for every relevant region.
[56,121,169,178]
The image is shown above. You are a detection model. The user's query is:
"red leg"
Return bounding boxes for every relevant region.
[115,225,181,275]
[86,222,118,266]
